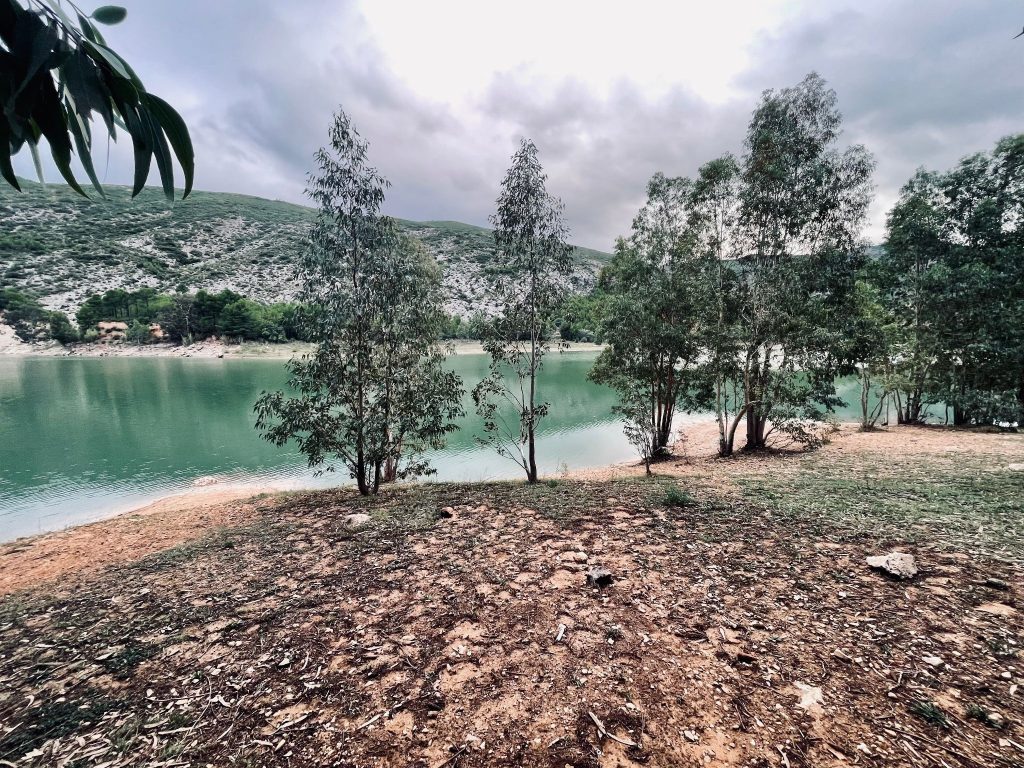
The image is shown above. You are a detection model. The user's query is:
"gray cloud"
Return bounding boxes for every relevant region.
[11,0,1024,249]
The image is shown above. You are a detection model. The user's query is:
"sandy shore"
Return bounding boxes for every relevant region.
[0,485,280,596]
[0,323,604,359]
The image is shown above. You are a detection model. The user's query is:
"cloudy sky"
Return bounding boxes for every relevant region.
[13,0,1024,249]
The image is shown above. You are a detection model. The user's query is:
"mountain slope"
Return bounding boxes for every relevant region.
[0,181,610,318]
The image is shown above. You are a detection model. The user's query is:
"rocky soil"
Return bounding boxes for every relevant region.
[0,427,1021,767]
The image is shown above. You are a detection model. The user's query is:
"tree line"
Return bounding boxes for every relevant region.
[583,74,1023,469]
[254,73,1023,493]
[0,286,507,346]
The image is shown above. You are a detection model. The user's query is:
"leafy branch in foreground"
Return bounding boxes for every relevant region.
[255,110,464,496]
[472,138,573,483]
[1,1,193,199]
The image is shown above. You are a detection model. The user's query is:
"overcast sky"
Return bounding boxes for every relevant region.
[13,0,1024,249]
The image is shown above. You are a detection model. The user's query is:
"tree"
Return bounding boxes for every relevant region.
[472,139,574,483]
[125,318,149,344]
[255,110,463,495]
[218,299,258,341]
[730,73,874,450]
[48,310,78,343]
[844,277,899,429]
[592,173,705,464]
[1,2,193,199]
[686,155,745,455]
[155,294,195,343]
[880,135,1024,425]
[878,170,946,423]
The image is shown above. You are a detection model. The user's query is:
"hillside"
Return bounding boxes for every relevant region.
[0,181,611,319]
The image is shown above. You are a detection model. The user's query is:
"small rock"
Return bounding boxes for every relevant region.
[586,567,613,588]
[1008,463,1024,471]
[343,513,371,528]
[793,682,824,713]
[922,655,944,667]
[683,729,699,743]
[978,602,1017,616]
[866,551,918,580]
[985,578,1010,591]
[438,506,455,519]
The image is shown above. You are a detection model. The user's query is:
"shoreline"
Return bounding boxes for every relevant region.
[0,334,605,360]
[4,419,1020,596]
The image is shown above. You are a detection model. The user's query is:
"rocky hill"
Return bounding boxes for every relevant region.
[0,180,611,319]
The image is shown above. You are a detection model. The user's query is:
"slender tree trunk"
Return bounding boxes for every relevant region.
[715,376,728,456]
[860,368,871,428]
[526,262,539,484]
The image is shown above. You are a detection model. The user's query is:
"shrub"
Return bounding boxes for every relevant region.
[664,485,694,508]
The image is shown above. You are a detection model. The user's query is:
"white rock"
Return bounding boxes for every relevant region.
[922,655,944,667]
[793,682,824,713]
[866,552,918,579]
[343,513,371,528]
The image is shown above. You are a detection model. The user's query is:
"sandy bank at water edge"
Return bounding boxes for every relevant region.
[0,324,604,359]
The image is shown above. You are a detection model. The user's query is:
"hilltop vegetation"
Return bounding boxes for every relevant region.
[0,180,609,321]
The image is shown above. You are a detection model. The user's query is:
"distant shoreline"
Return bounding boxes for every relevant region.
[0,334,606,360]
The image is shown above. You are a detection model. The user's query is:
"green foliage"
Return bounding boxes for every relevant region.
[879,135,1024,425]
[71,287,308,344]
[473,139,574,483]
[125,319,150,344]
[592,74,874,458]
[909,700,948,728]
[48,310,77,343]
[0,286,47,340]
[1,1,193,199]
[664,485,694,507]
[255,110,464,496]
[592,173,708,464]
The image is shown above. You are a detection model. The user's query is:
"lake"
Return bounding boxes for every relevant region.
[0,353,636,541]
[0,353,883,542]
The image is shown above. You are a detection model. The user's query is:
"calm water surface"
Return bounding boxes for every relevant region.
[0,353,884,541]
[0,353,636,540]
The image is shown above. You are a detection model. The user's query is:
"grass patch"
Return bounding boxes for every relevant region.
[737,450,1024,559]
[909,700,948,728]
[663,485,695,508]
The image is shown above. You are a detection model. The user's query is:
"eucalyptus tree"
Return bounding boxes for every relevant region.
[878,170,947,423]
[882,135,1024,425]
[472,138,573,483]
[687,156,745,455]
[591,173,705,465]
[2,2,193,199]
[732,72,874,450]
[255,111,463,495]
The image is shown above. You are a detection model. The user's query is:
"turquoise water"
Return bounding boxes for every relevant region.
[0,353,635,540]
[0,354,890,541]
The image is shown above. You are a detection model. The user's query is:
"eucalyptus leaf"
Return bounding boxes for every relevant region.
[91,6,127,25]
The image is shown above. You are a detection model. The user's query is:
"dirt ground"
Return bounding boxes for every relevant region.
[0,424,1022,767]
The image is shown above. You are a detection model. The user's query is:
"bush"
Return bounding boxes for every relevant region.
[126,320,152,345]
[48,312,79,344]
[664,485,694,508]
